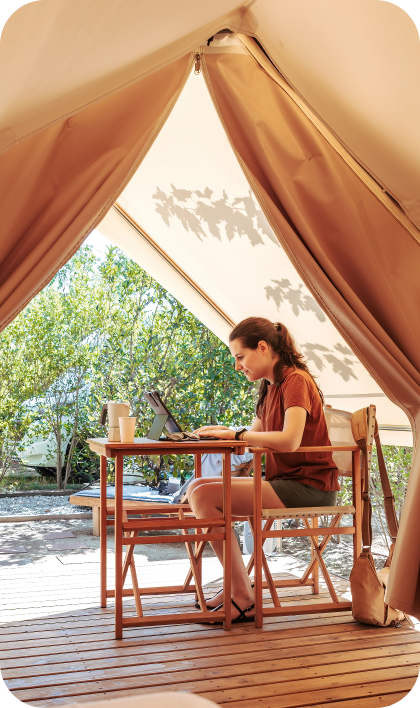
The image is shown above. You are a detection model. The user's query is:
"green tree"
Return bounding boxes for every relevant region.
[0,243,256,488]
[0,318,36,481]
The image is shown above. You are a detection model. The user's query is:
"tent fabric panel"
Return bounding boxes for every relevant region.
[0,0,246,152]
[202,51,420,417]
[234,34,420,247]
[248,0,420,229]
[202,50,420,618]
[0,53,192,331]
[2,0,419,233]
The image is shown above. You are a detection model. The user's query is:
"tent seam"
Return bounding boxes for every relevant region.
[236,34,420,247]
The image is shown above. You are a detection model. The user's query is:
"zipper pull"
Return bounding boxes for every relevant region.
[194,53,201,75]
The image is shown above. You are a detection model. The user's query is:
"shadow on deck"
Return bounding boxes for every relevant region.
[0,553,419,708]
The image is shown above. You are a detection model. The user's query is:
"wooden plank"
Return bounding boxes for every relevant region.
[0,571,348,601]
[215,680,415,708]
[0,609,370,656]
[123,533,225,544]
[0,607,355,641]
[122,517,225,530]
[201,667,420,706]
[11,663,418,703]
[6,652,420,703]
[87,438,247,458]
[2,632,419,674]
[0,602,355,634]
[2,615,416,656]
[5,641,420,686]
[263,526,355,538]
[263,505,355,518]
[25,679,414,707]
[295,694,409,708]
[264,602,352,615]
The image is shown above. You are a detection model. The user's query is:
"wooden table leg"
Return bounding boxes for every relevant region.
[254,453,263,628]
[114,453,124,639]
[223,452,232,630]
[194,453,202,604]
[100,455,108,608]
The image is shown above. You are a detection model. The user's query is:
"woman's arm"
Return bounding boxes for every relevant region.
[196,407,307,452]
[241,407,306,452]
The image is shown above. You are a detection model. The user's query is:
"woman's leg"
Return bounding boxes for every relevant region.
[188,477,285,617]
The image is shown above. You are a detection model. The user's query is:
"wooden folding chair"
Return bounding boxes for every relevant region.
[250,406,376,627]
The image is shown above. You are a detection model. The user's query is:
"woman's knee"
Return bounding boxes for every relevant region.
[187,478,212,506]
[186,477,207,501]
[189,481,222,513]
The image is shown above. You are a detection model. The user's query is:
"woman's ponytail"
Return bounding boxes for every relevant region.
[229,317,324,417]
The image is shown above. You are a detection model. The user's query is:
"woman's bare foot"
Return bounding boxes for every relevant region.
[210,594,255,622]
[206,584,254,609]
[208,589,255,619]
[205,589,224,609]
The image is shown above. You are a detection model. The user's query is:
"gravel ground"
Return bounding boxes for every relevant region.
[0,495,87,516]
[0,495,390,580]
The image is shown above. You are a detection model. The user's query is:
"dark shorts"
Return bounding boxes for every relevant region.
[268,478,337,508]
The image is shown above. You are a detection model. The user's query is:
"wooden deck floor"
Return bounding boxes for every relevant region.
[1,552,419,708]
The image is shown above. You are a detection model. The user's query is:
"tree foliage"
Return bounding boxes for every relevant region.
[0,244,256,488]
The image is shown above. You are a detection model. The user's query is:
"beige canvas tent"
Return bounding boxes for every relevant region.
[1,0,420,618]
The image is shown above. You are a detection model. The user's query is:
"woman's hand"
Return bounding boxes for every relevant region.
[193,425,236,440]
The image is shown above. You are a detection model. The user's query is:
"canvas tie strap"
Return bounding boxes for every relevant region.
[352,407,399,550]
[352,408,373,549]
[374,422,399,543]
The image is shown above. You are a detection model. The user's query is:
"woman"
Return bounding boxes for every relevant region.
[188,317,339,622]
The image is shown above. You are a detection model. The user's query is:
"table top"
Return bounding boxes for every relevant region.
[87,437,247,457]
[87,438,360,458]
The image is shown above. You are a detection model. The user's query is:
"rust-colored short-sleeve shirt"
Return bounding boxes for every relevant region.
[260,367,339,492]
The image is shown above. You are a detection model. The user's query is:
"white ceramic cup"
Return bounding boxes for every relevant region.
[118,417,137,443]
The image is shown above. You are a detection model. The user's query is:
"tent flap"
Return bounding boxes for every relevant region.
[0,53,193,330]
[202,48,420,618]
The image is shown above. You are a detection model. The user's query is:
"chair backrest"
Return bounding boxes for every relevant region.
[324,405,376,477]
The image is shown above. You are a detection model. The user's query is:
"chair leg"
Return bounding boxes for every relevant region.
[303,517,339,603]
[122,511,143,617]
[248,517,281,607]
[182,531,211,591]
[300,514,341,583]
[179,509,207,611]
[311,516,319,594]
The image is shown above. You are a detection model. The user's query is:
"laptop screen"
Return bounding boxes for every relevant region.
[143,391,183,439]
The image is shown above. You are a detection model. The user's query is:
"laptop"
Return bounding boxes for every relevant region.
[143,390,220,441]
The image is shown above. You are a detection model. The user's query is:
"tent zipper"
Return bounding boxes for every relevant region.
[194,53,201,74]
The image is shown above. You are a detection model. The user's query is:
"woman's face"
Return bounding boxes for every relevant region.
[229,338,277,383]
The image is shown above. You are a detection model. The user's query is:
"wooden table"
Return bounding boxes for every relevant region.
[87,437,245,639]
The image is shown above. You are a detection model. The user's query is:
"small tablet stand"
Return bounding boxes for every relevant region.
[147,413,169,440]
